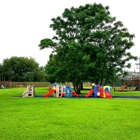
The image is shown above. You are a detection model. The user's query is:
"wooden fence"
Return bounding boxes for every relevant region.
[1,82,56,88]
[1,81,91,88]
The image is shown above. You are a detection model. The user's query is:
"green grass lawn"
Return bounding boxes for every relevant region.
[0,87,140,140]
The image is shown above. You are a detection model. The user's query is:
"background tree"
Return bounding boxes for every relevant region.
[39,3,137,93]
[1,56,46,82]
[0,64,3,78]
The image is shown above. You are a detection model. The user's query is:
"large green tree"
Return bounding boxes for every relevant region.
[39,3,137,93]
[1,56,46,82]
[0,64,3,78]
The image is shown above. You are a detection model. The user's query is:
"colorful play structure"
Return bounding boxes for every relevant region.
[85,83,112,98]
[44,83,112,98]
[1,85,5,89]
[44,83,78,98]
[0,77,5,89]
[21,83,112,98]
[22,85,35,97]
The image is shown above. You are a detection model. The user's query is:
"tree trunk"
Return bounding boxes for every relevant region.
[80,82,83,90]
[104,69,111,85]
[73,82,81,94]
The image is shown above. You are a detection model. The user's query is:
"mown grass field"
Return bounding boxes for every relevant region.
[0,87,140,140]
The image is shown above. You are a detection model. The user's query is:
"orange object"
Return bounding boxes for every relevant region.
[100,88,105,98]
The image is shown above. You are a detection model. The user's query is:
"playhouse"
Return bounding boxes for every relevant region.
[22,85,35,97]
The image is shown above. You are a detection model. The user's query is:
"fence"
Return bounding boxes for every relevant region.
[0,82,54,88]
[1,81,91,88]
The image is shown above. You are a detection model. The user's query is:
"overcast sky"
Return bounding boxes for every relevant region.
[0,0,139,71]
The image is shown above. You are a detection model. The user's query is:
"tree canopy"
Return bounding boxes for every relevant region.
[0,56,46,82]
[39,3,137,93]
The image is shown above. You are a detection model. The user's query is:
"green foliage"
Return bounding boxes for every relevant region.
[0,88,140,140]
[39,3,137,93]
[39,38,57,51]
[0,64,3,77]
[0,56,46,82]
